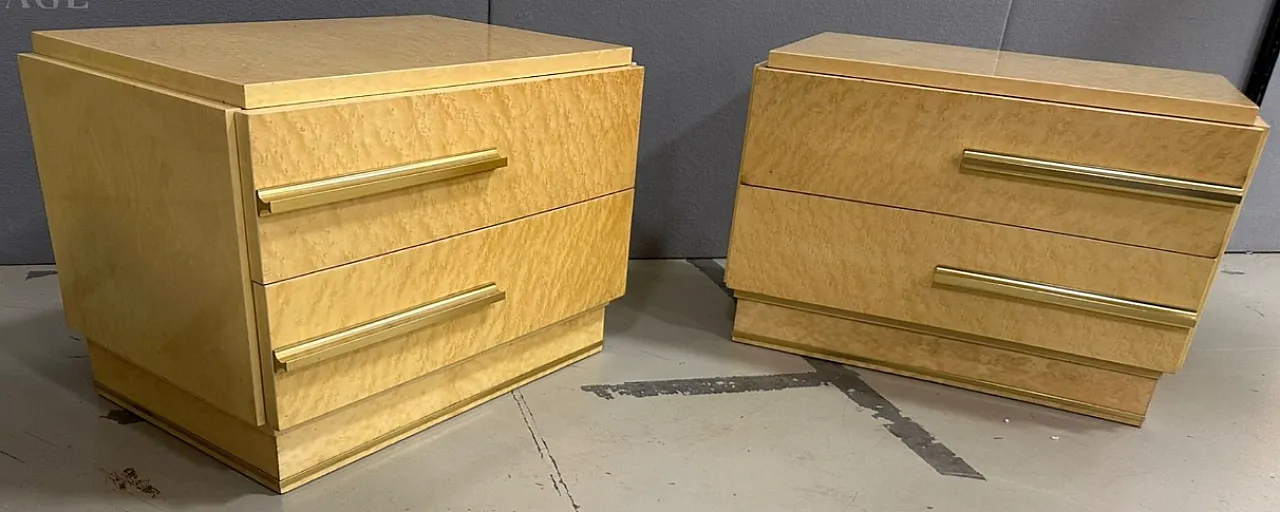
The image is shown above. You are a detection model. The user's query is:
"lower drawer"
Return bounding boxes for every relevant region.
[88,307,605,492]
[274,307,605,489]
[260,190,633,429]
[725,186,1216,373]
[732,298,1159,425]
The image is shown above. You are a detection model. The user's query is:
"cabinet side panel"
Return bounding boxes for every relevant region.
[19,54,263,424]
[88,343,279,479]
[1179,119,1271,369]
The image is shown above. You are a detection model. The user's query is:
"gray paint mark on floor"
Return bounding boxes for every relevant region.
[681,258,984,480]
[807,359,986,480]
[581,372,825,399]
[24,270,56,280]
[3,259,1280,510]
[582,359,985,480]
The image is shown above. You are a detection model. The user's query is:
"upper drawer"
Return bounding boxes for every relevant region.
[725,186,1215,373]
[239,65,644,283]
[740,66,1267,258]
[259,190,633,429]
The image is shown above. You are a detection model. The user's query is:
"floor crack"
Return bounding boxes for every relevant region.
[0,448,25,464]
[513,391,582,511]
[513,392,548,461]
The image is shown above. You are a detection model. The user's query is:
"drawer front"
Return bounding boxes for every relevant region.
[732,300,1158,423]
[740,66,1266,258]
[276,308,605,484]
[261,190,633,429]
[724,186,1215,373]
[240,65,644,282]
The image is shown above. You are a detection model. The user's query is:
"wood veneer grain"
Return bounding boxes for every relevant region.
[20,54,264,424]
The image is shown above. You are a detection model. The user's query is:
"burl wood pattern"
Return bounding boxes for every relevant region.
[733,300,1157,422]
[264,191,632,428]
[243,66,645,282]
[275,308,604,488]
[19,54,265,424]
[23,16,641,491]
[88,309,603,492]
[741,67,1266,257]
[769,32,1258,125]
[33,15,633,108]
[725,186,1214,373]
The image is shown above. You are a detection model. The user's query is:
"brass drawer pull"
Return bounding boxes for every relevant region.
[933,266,1198,328]
[961,150,1243,207]
[273,283,506,372]
[257,149,508,216]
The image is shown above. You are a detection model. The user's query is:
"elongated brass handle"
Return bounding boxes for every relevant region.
[257,149,507,216]
[273,283,506,372]
[961,150,1243,207]
[932,266,1198,328]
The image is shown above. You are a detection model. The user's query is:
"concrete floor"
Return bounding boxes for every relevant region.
[1,256,1278,511]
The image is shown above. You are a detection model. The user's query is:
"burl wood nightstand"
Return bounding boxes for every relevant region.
[726,33,1267,426]
[21,15,643,491]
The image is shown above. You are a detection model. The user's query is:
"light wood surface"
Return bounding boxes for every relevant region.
[263,191,632,428]
[276,308,604,488]
[88,343,279,480]
[735,290,1159,379]
[20,54,265,424]
[1175,125,1271,368]
[87,307,604,492]
[242,66,645,282]
[769,32,1258,125]
[23,17,641,489]
[729,34,1266,425]
[32,15,633,108]
[733,300,1157,424]
[740,66,1266,257]
[725,186,1214,373]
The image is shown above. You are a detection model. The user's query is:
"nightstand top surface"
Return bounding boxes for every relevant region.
[769,32,1258,125]
[32,15,632,109]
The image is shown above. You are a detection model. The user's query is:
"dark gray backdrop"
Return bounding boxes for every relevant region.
[1,0,1274,263]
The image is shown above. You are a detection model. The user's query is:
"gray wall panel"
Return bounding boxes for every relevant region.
[1230,67,1280,252]
[492,0,1014,258]
[0,1,487,264]
[1003,0,1276,251]
[1001,0,1271,87]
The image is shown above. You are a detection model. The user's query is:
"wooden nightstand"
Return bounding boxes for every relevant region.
[20,15,643,491]
[725,33,1267,426]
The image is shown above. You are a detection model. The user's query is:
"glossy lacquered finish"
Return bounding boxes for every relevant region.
[732,299,1158,425]
[264,192,632,429]
[768,32,1259,125]
[726,33,1268,425]
[727,186,1210,374]
[21,15,641,491]
[32,14,632,108]
[740,66,1265,258]
[242,65,644,282]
